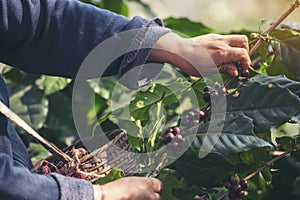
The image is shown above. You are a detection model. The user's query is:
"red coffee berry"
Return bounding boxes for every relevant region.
[203,92,211,102]
[253,61,261,70]
[163,132,175,144]
[42,166,51,174]
[212,91,219,97]
[192,119,199,125]
[237,190,245,198]
[198,110,206,118]
[173,141,179,148]
[173,126,181,135]
[239,179,248,190]
[231,184,242,193]
[224,179,232,189]
[203,86,210,92]
[220,86,227,94]
[242,70,250,77]
[237,81,243,88]
[176,134,183,141]
[74,172,87,180]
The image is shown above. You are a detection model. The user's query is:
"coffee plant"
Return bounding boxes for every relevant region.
[1,0,300,200]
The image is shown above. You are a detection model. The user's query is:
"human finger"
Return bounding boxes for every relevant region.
[152,192,161,200]
[223,35,249,51]
[227,47,251,74]
[149,178,163,192]
[218,63,239,77]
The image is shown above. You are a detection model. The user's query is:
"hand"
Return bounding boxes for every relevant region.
[93,176,163,200]
[149,32,251,77]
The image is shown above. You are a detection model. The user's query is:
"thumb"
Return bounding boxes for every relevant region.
[218,63,249,77]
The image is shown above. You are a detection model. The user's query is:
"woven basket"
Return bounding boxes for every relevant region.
[32,129,140,183]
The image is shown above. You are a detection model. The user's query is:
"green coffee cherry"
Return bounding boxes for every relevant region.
[250,33,259,39]
[230,174,240,184]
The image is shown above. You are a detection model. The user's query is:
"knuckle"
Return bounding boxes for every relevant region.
[241,34,248,42]
[240,48,248,56]
[145,178,153,187]
[209,33,221,39]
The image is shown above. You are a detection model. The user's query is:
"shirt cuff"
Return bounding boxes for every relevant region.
[51,173,94,200]
[118,17,171,89]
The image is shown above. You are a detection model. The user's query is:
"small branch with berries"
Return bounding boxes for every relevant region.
[249,0,300,56]
[145,0,300,185]
[224,0,300,88]
[217,145,300,200]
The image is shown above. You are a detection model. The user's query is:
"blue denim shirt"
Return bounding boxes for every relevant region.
[0,0,170,199]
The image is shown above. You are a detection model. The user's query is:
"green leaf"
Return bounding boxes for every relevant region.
[291,150,300,162]
[9,85,48,130]
[145,102,166,150]
[129,79,191,121]
[158,169,183,200]
[271,36,300,80]
[174,151,246,187]
[240,147,271,165]
[292,176,300,196]
[28,143,51,164]
[95,169,123,185]
[163,17,214,37]
[191,114,272,162]
[176,114,272,186]
[43,76,71,96]
[270,29,300,41]
[249,74,300,98]
[43,90,75,133]
[267,55,299,81]
[4,68,40,85]
[129,0,156,18]
[226,74,300,132]
[98,0,128,16]
[276,136,295,150]
[261,167,272,183]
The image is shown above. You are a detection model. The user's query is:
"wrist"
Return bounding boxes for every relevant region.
[149,32,184,64]
[93,185,104,200]
[149,32,193,73]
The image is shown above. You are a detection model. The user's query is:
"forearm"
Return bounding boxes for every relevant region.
[0,153,94,200]
[0,0,168,78]
[148,32,195,75]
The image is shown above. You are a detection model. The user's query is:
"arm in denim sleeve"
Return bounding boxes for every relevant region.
[0,153,94,200]
[0,0,170,82]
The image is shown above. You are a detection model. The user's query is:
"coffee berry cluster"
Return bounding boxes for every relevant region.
[223,174,248,200]
[203,83,227,103]
[161,126,183,148]
[181,108,206,127]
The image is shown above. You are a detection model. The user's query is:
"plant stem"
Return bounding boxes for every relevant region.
[223,0,300,88]
[217,146,299,200]
[249,0,300,56]
[243,147,296,181]
[217,191,229,200]
[0,100,73,163]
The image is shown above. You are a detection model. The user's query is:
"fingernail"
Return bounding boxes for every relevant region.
[229,69,238,76]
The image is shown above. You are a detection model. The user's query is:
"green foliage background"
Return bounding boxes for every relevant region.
[1,0,300,200]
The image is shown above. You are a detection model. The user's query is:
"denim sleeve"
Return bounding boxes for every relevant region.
[0,153,94,200]
[0,0,170,86]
